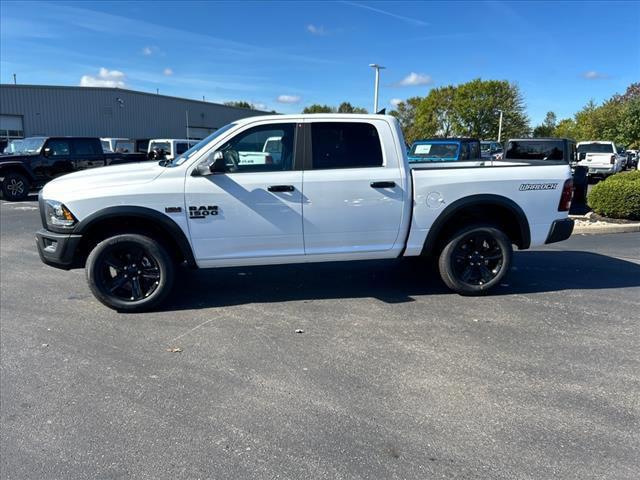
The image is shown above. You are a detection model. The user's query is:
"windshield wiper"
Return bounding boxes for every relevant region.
[158,159,172,167]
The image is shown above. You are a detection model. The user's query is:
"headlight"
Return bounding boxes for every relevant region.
[45,200,77,229]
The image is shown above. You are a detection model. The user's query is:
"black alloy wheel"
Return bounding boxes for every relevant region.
[86,234,174,312]
[438,225,512,295]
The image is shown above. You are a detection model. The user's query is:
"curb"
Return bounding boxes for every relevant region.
[572,223,640,235]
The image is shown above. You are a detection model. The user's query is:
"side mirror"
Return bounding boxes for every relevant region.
[193,151,225,176]
[210,151,226,173]
[43,147,52,157]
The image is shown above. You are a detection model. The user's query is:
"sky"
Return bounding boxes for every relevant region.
[1,0,639,125]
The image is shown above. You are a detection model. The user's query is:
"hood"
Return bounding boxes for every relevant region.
[43,161,166,198]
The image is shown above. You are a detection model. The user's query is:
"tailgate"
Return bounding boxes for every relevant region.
[581,153,612,168]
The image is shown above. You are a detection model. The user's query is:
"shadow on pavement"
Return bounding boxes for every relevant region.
[161,250,640,312]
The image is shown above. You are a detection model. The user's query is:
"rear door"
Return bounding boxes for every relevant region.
[185,121,304,265]
[301,120,405,257]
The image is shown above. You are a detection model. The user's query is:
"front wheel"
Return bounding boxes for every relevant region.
[86,234,174,312]
[1,172,30,201]
[438,225,512,295]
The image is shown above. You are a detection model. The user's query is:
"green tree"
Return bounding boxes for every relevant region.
[224,101,255,109]
[533,111,557,137]
[452,79,529,139]
[391,79,530,142]
[337,102,368,114]
[303,104,335,113]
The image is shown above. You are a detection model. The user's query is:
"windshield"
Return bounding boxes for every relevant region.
[167,123,237,167]
[409,142,459,161]
[15,137,46,155]
[149,141,171,153]
[480,142,491,152]
[577,143,613,154]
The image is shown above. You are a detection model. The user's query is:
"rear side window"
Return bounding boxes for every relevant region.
[74,139,100,155]
[311,122,383,169]
[505,140,564,161]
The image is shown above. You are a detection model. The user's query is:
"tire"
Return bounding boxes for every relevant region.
[86,234,174,312]
[1,172,30,201]
[438,225,512,296]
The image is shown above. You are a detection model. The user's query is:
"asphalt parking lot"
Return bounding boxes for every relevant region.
[1,198,639,479]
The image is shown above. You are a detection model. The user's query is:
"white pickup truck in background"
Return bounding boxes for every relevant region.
[36,114,574,311]
[576,140,625,178]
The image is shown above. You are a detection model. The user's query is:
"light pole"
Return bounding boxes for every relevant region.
[497,109,504,142]
[369,64,385,113]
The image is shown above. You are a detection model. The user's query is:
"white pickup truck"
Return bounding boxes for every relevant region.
[576,141,624,178]
[36,114,574,311]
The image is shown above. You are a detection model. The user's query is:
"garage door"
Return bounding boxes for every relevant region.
[0,115,24,139]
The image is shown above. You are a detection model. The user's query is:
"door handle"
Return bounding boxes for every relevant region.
[370,181,396,188]
[267,185,295,192]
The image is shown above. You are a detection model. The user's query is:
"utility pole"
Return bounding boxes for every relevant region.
[13,73,17,85]
[369,64,385,113]
[497,109,504,142]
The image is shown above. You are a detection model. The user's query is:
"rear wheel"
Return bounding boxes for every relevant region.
[86,234,174,312]
[438,225,512,295]
[1,172,30,201]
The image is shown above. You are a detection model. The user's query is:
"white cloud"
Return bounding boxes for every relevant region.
[163,67,173,76]
[277,94,301,104]
[582,70,608,80]
[390,98,403,107]
[397,72,432,87]
[142,46,153,55]
[79,67,126,88]
[307,24,327,35]
[253,102,268,110]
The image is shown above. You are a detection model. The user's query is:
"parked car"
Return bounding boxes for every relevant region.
[101,138,137,154]
[147,139,198,161]
[481,141,503,160]
[627,150,639,169]
[0,136,146,201]
[408,138,482,164]
[35,114,574,311]
[576,141,624,178]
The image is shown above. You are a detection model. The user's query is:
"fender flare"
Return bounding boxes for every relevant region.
[421,194,531,255]
[0,161,35,181]
[74,206,196,267]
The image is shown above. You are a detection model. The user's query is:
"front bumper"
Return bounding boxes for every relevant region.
[545,218,574,244]
[35,229,83,270]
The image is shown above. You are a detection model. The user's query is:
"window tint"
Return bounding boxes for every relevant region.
[219,123,295,172]
[576,143,613,154]
[114,140,135,153]
[311,122,383,169]
[505,140,564,161]
[74,139,100,155]
[176,142,189,155]
[46,139,70,156]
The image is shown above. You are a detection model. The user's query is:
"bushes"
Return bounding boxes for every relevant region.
[587,171,640,220]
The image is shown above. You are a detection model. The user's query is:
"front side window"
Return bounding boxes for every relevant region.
[219,123,295,172]
[311,122,383,169]
[46,139,70,156]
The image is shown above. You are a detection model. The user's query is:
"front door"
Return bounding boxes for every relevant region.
[185,121,304,266]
